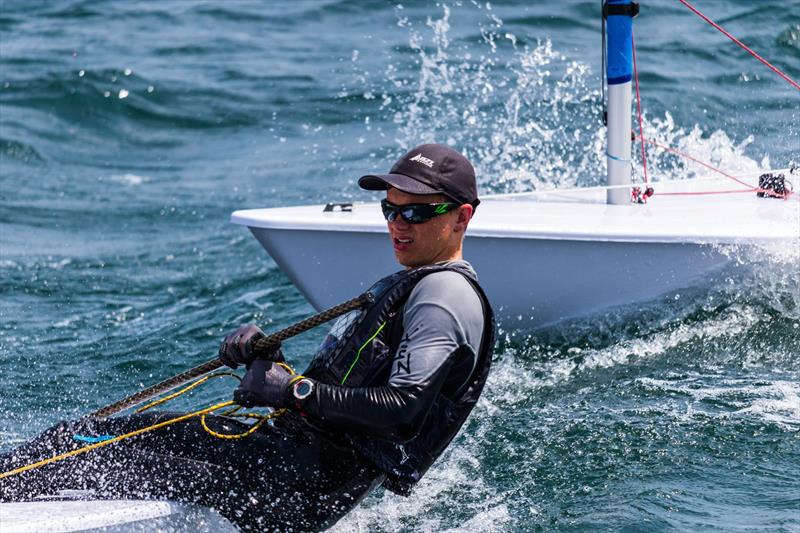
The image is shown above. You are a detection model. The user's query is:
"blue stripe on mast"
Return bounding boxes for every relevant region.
[606,0,633,85]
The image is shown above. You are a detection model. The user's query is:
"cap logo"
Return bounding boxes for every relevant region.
[409,153,435,168]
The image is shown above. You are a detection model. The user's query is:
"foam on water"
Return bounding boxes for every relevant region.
[736,381,800,427]
[336,290,797,529]
[637,377,800,429]
[107,173,150,186]
[486,302,765,403]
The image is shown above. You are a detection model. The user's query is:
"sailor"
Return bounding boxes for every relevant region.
[0,144,495,532]
[217,142,495,526]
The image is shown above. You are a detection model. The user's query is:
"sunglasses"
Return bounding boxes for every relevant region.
[380,199,459,224]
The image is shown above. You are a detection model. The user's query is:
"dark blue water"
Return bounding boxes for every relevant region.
[1,1,799,530]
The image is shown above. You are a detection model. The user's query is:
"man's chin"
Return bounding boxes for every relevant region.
[395,252,421,269]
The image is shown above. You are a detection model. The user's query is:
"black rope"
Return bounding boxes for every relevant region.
[90,292,373,419]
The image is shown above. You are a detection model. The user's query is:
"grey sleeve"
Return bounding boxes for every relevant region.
[389,271,484,389]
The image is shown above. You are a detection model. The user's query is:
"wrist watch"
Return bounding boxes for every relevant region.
[291,378,315,402]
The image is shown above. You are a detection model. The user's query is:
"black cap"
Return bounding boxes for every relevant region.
[359,143,479,206]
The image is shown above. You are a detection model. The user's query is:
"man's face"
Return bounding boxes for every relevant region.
[386,187,472,268]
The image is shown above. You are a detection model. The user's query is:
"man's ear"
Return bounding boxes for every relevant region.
[454,204,473,232]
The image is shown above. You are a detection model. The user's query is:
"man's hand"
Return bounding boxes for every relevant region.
[233,359,294,408]
[218,324,283,369]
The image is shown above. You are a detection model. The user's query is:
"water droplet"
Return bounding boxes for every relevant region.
[78,69,85,77]
[118,89,129,99]
[124,68,132,76]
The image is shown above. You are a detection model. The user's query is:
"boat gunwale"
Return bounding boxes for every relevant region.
[231,170,799,245]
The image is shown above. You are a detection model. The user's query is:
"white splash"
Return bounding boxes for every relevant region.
[360,4,770,193]
[107,173,149,186]
[232,288,276,310]
[107,305,134,324]
[46,258,72,269]
[0,431,27,445]
[54,315,81,328]
[332,442,513,532]
[635,113,768,183]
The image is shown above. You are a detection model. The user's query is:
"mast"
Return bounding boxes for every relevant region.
[604,0,638,205]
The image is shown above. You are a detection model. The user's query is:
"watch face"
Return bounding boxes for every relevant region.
[293,379,313,400]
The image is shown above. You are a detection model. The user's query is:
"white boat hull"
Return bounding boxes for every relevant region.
[235,172,799,328]
[0,498,237,532]
[250,226,727,327]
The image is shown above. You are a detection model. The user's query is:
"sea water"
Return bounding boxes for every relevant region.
[1,1,798,531]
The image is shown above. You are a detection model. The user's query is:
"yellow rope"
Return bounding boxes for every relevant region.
[137,370,293,439]
[199,364,303,439]
[136,371,240,414]
[0,401,234,480]
[200,408,286,439]
[219,405,244,416]
[0,364,297,479]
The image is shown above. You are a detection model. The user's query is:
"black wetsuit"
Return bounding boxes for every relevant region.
[0,412,382,532]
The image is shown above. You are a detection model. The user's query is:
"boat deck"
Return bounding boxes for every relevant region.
[232,172,799,244]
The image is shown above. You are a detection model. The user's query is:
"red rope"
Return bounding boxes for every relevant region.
[643,138,754,189]
[632,31,649,184]
[643,139,795,200]
[677,0,800,92]
[657,188,794,200]
[657,189,756,196]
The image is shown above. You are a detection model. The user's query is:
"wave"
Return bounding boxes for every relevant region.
[0,68,262,133]
[0,65,365,146]
[777,24,800,51]
[0,137,45,163]
[189,5,272,24]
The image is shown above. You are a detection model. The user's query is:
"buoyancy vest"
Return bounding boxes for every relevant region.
[303,263,496,495]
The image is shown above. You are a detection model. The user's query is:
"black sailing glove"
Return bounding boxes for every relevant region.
[234,359,294,408]
[219,324,283,369]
